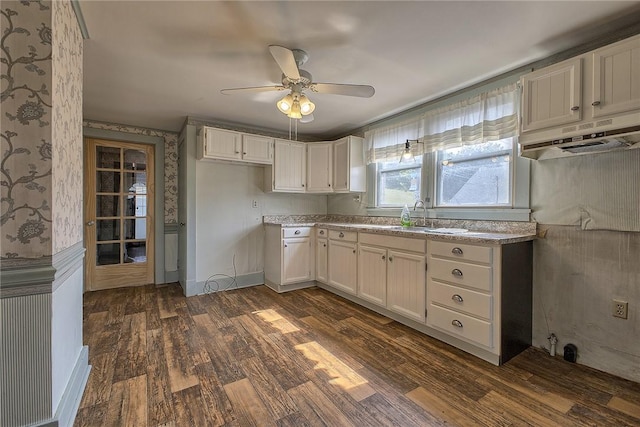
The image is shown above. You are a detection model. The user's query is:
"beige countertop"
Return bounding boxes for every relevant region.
[264,220,536,245]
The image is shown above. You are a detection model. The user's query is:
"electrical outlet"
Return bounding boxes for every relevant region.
[612,299,628,319]
[252,200,258,209]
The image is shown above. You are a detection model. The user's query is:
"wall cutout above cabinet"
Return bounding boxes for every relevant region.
[519,34,640,160]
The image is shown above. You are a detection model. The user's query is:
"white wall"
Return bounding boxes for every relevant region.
[530,149,640,382]
[51,267,84,411]
[195,161,326,283]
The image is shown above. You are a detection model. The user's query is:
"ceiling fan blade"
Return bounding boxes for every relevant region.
[299,114,314,124]
[311,83,375,98]
[220,85,285,95]
[269,45,301,81]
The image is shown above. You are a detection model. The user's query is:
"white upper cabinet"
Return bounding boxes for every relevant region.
[199,127,242,160]
[592,36,640,118]
[521,57,583,133]
[333,136,366,193]
[272,139,306,192]
[198,126,273,165]
[306,142,333,193]
[242,134,274,164]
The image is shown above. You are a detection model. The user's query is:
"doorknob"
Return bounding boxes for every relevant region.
[86,220,95,226]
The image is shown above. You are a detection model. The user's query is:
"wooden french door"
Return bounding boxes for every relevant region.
[84,139,155,290]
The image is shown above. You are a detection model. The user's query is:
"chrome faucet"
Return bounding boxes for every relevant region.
[413,199,426,226]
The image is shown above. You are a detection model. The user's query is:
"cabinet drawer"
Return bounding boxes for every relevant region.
[317,228,328,238]
[429,281,492,320]
[430,241,492,264]
[328,229,357,242]
[430,258,492,292]
[428,304,493,348]
[283,227,312,238]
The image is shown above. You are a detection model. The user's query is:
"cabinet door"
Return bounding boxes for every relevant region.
[242,134,273,164]
[203,128,242,160]
[386,250,426,322]
[316,238,328,284]
[274,140,306,192]
[283,237,311,284]
[328,240,357,295]
[357,245,387,307]
[307,143,332,192]
[333,138,349,191]
[521,58,582,132]
[592,36,640,118]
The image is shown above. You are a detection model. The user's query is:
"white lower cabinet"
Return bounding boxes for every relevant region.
[316,231,328,284]
[357,245,387,306]
[283,236,312,284]
[386,249,426,323]
[357,233,426,322]
[264,225,315,293]
[327,230,358,295]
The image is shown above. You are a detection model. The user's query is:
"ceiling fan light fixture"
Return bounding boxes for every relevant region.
[277,93,294,113]
[299,94,315,115]
[288,99,302,119]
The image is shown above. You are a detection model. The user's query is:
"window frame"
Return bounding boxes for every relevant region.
[369,138,530,221]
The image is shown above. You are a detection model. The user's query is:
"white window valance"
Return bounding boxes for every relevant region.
[421,83,519,151]
[364,83,519,163]
[365,116,425,163]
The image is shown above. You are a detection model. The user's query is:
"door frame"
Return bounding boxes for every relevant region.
[83,127,166,285]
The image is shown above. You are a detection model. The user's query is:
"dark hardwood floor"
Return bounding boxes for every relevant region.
[75,283,640,426]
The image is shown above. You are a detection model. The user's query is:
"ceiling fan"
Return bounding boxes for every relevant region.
[221,45,375,123]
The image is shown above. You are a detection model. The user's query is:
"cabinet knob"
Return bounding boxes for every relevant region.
[451,247,463,255]
[323,243,326,247]
[353,249,356,254]
[328,183,331,187]
[382,255,386,260]
[388,256,393,262]
[451,294,464,303]
[451,268,463,277]
[284,244,288,248]
[570,106,580,111]
[339,232,344,238]
[592,101,601,106]
[294,230,301,235]
[319,230,324,235]
[243,152,247,155]
[302,183,305,187]
[451,319,463,328]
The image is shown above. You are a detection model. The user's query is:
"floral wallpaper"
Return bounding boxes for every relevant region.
[1,1,53,260]
[83,120,178,224]
[51,0,82,253]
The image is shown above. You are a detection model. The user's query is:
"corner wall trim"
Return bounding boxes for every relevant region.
[52,242,86,292]
[0,258,55,298]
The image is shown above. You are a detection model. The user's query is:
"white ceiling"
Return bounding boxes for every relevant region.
[80,1,640,139]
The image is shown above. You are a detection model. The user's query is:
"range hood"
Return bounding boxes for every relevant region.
[520,125,640,160]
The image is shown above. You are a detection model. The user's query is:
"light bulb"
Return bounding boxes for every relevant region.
[288,100,302,119]
[299,94,315,115]
[277,94,294,114]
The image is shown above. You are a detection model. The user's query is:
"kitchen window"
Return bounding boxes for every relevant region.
[366,82,529,220]
[376,157,423,207]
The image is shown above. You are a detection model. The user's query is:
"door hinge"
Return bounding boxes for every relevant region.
[425,309,428,317]
[425,262,428,271]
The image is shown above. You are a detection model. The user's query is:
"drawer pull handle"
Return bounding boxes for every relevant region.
[451,268,463,277]
[592,101,601,106]
[451,294,464,303]
[452,319,463,328]
[339,232,344,238]
[570,105,580,111]
[319,230,324,235]
[451,247,463,255]
[294,230,301,235]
